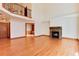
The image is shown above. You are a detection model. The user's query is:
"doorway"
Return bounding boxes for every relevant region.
[25,23,34,36]
[0,22,10,39]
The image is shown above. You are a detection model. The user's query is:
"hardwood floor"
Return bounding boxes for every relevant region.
[0,36,79,56]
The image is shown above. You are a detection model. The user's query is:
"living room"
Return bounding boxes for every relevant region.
[0,2,79,57]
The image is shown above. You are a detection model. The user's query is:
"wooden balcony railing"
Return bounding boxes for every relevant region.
[2,3,32,18]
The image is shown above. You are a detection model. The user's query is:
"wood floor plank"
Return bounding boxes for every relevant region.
[0,36,79,56]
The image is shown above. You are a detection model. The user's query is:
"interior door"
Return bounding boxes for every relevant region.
[0,22,10,39]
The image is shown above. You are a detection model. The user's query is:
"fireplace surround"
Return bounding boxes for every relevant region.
[50,27,62,39]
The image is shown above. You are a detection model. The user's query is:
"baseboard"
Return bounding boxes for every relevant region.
[35,35,50,37]
[11,36,26,39]
[35,35,78,40]
[10,35,79,40]
[62,37,78,40]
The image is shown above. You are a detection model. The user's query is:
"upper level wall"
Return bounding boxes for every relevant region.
[47,3,78,17]
[32,3,49,21]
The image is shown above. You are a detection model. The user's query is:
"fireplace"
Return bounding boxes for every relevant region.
[50,27,62,39]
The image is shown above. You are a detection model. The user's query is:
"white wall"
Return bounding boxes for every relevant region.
[50,14,77,38]
[49,3,78,38]
[35,21,49,36]
[32,3,78,38]
[30,3,79,38]
[10,18,25,38]
[41,21,50,35]
[1,3,79,38]
[32,3,50,36]
[47,3,77,17]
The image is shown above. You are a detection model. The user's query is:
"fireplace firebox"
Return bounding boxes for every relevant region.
[50,27,62,39]
[52,31,59,38]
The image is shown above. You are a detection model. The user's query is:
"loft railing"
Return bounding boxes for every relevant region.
[2,3,32,18]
